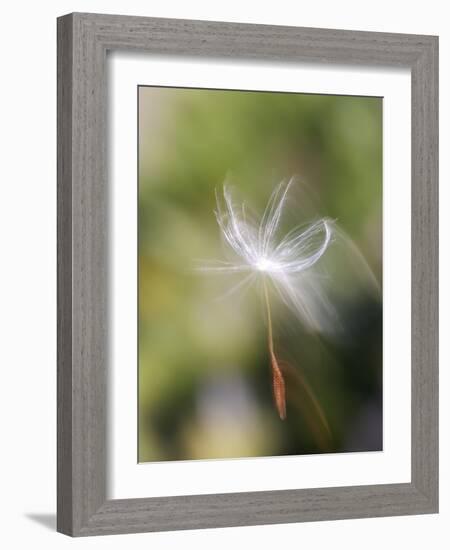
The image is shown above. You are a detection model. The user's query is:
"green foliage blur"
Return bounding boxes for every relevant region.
[138,86,382,462]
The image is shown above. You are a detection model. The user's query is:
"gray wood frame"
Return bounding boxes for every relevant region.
[57,12,438,537]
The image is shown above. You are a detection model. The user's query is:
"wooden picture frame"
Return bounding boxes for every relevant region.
[57,12,438,536]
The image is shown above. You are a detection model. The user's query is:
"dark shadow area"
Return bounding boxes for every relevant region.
[25,513,56,531]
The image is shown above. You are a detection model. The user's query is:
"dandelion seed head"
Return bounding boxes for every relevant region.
[197,178,338,332]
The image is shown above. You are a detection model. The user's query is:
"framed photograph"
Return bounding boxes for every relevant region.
[57,12,438,536]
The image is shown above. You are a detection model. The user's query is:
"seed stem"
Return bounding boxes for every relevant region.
[263,279,274,355]
[263,279,286,419]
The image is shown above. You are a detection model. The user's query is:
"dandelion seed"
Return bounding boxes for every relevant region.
[197,178,335,419]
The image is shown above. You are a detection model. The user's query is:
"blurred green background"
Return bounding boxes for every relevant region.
[138,86,382,462]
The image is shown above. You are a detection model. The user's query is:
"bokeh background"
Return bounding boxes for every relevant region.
[138,86,382,462]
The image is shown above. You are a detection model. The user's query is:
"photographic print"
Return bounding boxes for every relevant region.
[138,86,382,463]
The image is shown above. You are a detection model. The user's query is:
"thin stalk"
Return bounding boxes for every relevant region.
[262,279,286,420]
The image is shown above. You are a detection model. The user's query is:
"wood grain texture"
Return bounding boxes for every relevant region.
[410,35,439,506]
[57,12,439,536]
[57,14,73,535]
